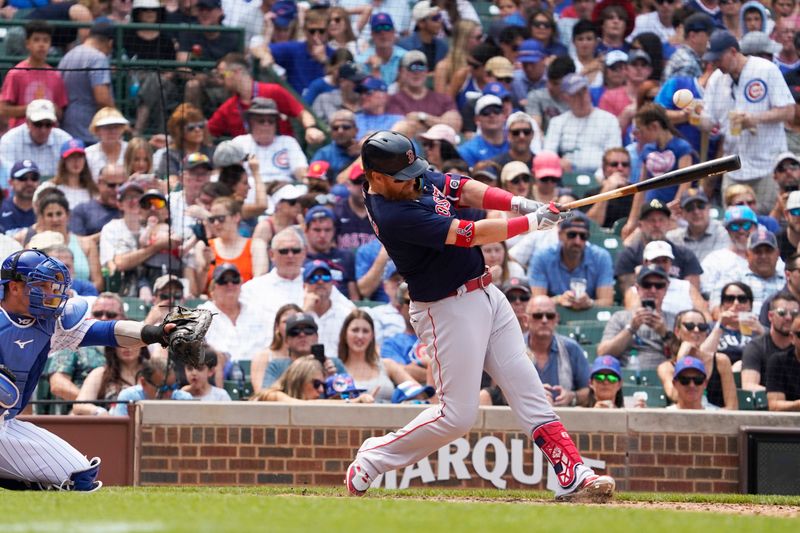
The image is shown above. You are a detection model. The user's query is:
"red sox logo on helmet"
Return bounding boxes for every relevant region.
[406,149,414,165]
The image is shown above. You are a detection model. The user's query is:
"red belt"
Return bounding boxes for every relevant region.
[448,270,493,297]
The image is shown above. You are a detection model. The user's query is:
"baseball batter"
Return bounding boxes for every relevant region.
[345,131,615,502]
[0,249,178,491]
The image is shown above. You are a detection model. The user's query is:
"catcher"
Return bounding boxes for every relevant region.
[0,249,212,491]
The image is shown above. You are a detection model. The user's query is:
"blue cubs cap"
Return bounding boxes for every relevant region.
[325,373,366,399]
[304,205,335,224]
[271,0,297,28]
[212,263,240,283]
[724,205,758,227]
[673,356,707,379]
[370,12,394,31]
[517,39,545,63]
[10,159,40,179]
[61,138,86,159]
[303,259,332,281]
[591,355,622,378]
[679,187,708,208]
[748,228,778,250]
[684,12,714,34]
[483,81,511,99]
[704,30,740,62]
[391,380,435,403]
[560,73,589,96]
[357,76,388,93]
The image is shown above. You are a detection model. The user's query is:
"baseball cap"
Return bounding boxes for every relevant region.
[10,160,40,179]
[748,228,778,250]
[271,0,297,28]
[26,99,56,123]
[338,62,367,83]
[132,0,162,9]
[420,124,458,145]
[643,240,675,261]
[89,21,116,40]
[604,50,628,67]
[679,188,708,208]
[212,140,245,168]
[285,312,318,334]
[640,198,671,218]
[370,12,394,31]
[517,39,545,64]
[533,150,562,179]
[401,50,428,70]
[184,152,213,170]
[349,162,365,181]
[773,151,800,174]
[153,274,182,293]
[391,380,435,404]
[683,12,714,34]
[303,259,333,282]
[501,277,531,296]
[560,73,589,96]
[272,184,307,203]
[28,230,64,250]
[357,77,388,93]
[627,49,652,66]
[412,0,439,23]
[590,355,622,378]
[139,189,167,209]
[117,179,145,200]
[324,373,366,399]
[212,263,240,283]
[472,165,499,184]
[723,205,758,227]
[787,190,800,211]
[196,0,221,8]
[560,211,591,231]
[673,356,707,379]
[485,56,514,78]
[483,81,511,100]
[636,264,669,284]
[304,205,335,224]
[501,161,531,184]
[741,31,782,56]
[60,139,85,159]
[247,97,280,116]
[475,94,503,115]
[703,30,740,62]
[307,160,330,180]
[506,111,536,131]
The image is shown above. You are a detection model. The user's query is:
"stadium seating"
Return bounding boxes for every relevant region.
[623,385,669,407]
[737,389,768,411]
[122,297,150,322]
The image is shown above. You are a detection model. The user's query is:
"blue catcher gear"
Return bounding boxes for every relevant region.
[0,249,71,319]
[0,365,19,409]
[58,457,102,492]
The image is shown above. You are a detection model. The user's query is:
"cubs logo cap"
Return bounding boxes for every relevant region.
[724,205,758,227]
[590,355,622,378]
[361,130,429,182]
[391,380,435,404]
[324,373,366,399]
[673,356,707,379]
[307,160,330,180]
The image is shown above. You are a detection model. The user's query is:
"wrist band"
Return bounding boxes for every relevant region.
[506,216,530,239]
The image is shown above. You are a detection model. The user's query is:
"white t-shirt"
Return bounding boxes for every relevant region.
[200,299,267,362]
[193,386,232,402]
[99,217,137,266]
[85,141,127,181]
[705,58,795,181]
[628,12,675,42]
[544,108,622,173]
[230,134,308,183]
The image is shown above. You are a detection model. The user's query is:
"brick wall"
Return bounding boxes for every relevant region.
[135,404,799,492]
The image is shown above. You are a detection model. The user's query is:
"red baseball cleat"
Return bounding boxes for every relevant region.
[345,462,372,497]
[555,474,615,503]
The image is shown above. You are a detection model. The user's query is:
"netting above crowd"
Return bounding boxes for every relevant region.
[2,0,800,413]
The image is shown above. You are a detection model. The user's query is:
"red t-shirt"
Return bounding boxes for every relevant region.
[0,59,69,128]
[385,89,457,117]
[207,81,304,138]
[598,86,632,118]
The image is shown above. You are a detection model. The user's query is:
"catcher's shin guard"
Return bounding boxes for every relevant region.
[59,457,103,492]
[532,420,583,489]
[0,365,19,410]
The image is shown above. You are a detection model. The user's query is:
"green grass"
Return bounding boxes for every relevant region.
[0,487,797,533]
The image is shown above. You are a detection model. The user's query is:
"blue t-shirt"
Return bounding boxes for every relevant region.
[640,136,696,203]
[269,41,332,94]
[654,77,720,164]
[364,171,484,302]
[355,112,405,140]
[457,136,510,167]
[0,197,34,234]
[355,239,389,302]
[528,242,615,297]
[311,142,357,181]
[263,356,346,389]
[110,384,193,415]
[382,332,419,365]
[535,335,591,391]
[303,77,335,106]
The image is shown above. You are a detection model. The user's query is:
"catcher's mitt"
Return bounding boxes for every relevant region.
[162,306,214,366]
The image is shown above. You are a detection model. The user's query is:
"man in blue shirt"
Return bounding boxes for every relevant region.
[512,40,547,107]
[529,212,615,309]
[457,95,509,166]
[311,110,360,181]
[357,13,409,86]
[0,160,38,234]
[304,205,358,299]
[354,77,404,139]
[397,1,448,69]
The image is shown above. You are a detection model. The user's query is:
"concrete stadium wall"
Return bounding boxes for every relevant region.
[135,403,800,493]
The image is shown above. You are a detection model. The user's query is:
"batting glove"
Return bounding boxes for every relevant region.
[526,202,572,231]
[510,196,545,215]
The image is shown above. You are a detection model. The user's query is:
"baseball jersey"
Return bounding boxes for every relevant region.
[230,134,308,183]
[364,171,484,302]
[0,298,117,418]
[704,57,795,181]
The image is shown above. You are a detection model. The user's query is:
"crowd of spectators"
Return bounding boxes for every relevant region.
[2,0,800,414]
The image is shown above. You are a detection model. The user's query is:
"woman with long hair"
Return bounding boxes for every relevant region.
[705,282,763,368]
[153,103,215,184]
[36,139,98,210]
[586,355,624,408]
[195,196,268,293]
[630,32,664,81]
[433,19,483,97]
[72,345,149,415]
[124,136,154,177]
[527,9,568,58]
[337,310,414,403]
[482,241,525,287]
[250,303,303,393]
[217,158,268,224]
[659,309,738,409]
[85,107,130,180]
[327,6,358,55]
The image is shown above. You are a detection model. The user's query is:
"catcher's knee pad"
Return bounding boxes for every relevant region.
[61,457,102,492]
[532,420,583,489]
[0,367,19,410]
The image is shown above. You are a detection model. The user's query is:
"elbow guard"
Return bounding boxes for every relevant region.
[443,174,470,207]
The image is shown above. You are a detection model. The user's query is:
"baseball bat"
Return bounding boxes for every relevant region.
[562,154,741,210]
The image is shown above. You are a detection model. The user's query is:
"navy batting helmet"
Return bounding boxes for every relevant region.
[0,249,71,318]
[361,130,429,181]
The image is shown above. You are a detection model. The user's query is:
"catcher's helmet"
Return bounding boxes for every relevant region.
[0,249,71,318]
[361,130,429,181]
